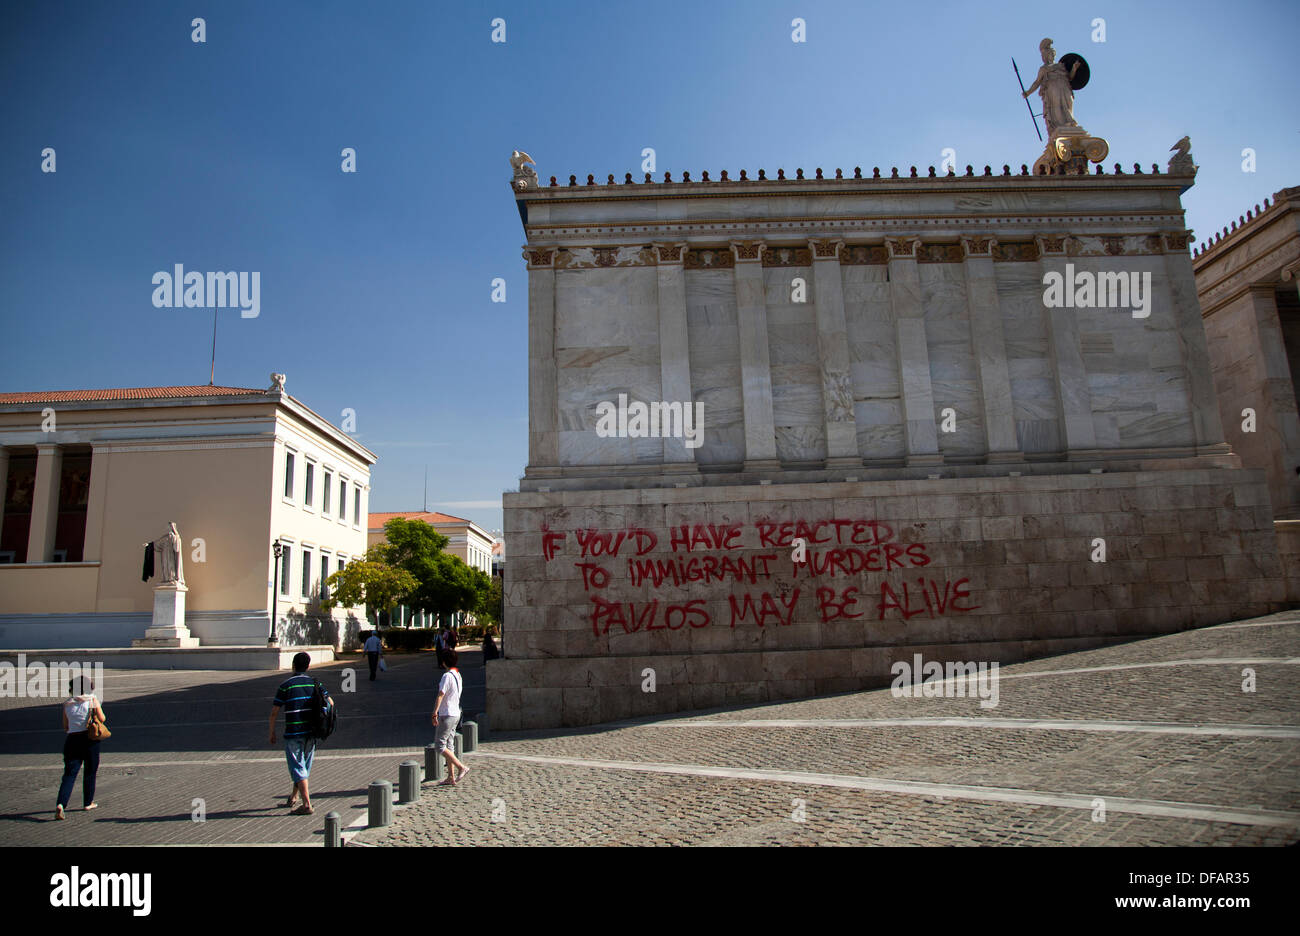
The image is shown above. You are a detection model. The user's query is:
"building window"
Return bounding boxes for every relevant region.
[354,487,361,525]
[323,471,332,513]
[280,545,291,595]
[284,452,295,499]
[305,462,315,508]
[338,479,347,519]
[320,554,330,598]
[301,549,312,599]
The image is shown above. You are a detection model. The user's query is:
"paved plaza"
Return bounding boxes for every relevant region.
[1,612,1297,846]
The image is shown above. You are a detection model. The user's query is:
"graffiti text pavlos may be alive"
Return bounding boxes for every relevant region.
[539,519,980,636]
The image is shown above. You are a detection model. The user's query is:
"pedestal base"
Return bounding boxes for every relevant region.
[133,584,200,648]
[1034,127,1109,175]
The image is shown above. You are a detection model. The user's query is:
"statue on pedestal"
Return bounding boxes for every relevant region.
[511,150,538,191]
[1019,38,1109,174]
[158,522,185,586]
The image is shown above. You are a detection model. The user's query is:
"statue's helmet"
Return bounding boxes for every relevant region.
[1040,38,1053,51]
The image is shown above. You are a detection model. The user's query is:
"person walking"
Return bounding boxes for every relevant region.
[363,629,383,681]
[269,652,332,815]
[56,676,106,819]
[431,649,469,785]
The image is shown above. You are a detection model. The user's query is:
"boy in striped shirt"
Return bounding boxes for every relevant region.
[269,652,332,815]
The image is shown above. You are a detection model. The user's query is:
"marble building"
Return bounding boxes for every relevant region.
[491,155,1290,730]
[1193,186,1300,599]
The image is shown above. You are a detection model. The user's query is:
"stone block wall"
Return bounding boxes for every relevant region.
[490,468,1287,729]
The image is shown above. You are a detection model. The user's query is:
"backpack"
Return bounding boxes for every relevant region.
[308,678,337,741]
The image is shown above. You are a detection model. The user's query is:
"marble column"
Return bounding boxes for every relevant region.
[731,241,780,470]
[887,238,942,465]
[1162,232,1231,455]
[1037,236,1098,456]
[81,445,110,563]
[655,243,699,471]
[962,237,1023,462]
[28,443,62,563]
[809,239,862,467]
[525,249,560,476]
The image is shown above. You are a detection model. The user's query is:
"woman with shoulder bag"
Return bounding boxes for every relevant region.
[56,675,107,819]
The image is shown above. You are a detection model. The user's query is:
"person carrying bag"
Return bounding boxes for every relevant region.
[56,676,107,819]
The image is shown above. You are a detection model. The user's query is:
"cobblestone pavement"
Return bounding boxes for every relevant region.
[0,649,475,846]
[2,613,1296,846]
[353,610,1300,846]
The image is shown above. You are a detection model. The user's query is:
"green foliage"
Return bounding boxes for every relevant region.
[322,552,417,621]
[477,576,503,628]
[376,517,493,622]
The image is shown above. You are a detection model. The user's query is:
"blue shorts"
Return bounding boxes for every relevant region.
[284,736,316,781]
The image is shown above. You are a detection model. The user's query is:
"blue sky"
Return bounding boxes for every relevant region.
[2,0,1295,535]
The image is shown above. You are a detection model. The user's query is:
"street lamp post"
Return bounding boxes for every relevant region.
[270,539,282,647]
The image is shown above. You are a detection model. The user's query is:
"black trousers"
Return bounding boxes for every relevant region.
[58,731,100,808]
[367,652,379,680]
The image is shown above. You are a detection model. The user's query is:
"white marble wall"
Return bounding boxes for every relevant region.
[684,269,744,465]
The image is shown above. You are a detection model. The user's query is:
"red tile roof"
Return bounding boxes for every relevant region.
[368,511,470,529]
[0,386,266,404]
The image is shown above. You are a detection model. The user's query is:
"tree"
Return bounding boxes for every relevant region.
[374,517,493,626]
[322,551,417,626]
[478,576,503,629]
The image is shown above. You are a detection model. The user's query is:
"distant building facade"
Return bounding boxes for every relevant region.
[1193,185,1300,601]
[1193,186,1300,520]
[0,381,374,650]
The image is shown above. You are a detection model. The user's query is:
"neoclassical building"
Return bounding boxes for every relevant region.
[492,153,1290,730]
[1193,186,1300,520]
[0,379,375,650]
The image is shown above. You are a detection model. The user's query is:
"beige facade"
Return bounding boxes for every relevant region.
[0,383,375,649]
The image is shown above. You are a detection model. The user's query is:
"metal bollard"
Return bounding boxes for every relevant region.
[367,780,392,827]
[398,761,420,803]
[461,720,478,753]
[324,811,341,847]
[454,732,464,759]
[426,742,446,783]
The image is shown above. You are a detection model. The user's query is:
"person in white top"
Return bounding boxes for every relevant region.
[363,630,384,681]
[431,650,470,785]
[57,676,106,820]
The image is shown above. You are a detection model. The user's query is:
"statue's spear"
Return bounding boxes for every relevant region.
[1013,58,1043,141]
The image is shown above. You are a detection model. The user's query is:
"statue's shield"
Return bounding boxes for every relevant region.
[1060,53,1090,90]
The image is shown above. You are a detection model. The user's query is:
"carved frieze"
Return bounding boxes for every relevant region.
[840,245,889,265]
[993,241,1041,262]
[685,247,736,269]
[762,246,813,267]
[916,243,964,263]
